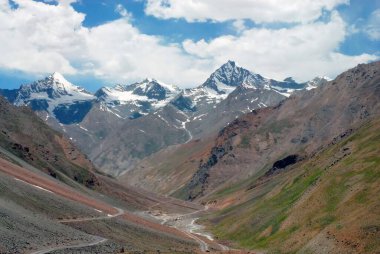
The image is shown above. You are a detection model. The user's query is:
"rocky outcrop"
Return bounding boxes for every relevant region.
[264,154,302,176]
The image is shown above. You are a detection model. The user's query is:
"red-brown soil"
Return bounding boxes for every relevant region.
[0,158,117,214]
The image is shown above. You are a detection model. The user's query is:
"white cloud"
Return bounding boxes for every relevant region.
[115,4,132,19]
[0,0,84,74]
[364,9,380,41]
[0,0,211,87]
[232,20,247,33]
[145,0,349,23]
[84,19,211,86]
[0,0,377,89]
[183,12,377,81]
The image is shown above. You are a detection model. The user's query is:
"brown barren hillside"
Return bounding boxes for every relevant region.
[0,96,99,188]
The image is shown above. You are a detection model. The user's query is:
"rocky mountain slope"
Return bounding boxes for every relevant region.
[0,95,99,188]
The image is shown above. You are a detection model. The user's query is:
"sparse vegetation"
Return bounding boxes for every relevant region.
[205,118,380,253]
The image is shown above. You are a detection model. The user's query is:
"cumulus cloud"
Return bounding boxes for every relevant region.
[0,0,211,87]
[144,0,349,23]
[183,12,377,81]
[84,19,211,85]
[0,0,377,88]
[0,0,84,74]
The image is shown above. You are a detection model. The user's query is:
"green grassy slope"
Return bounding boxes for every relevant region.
[204,118,380,253]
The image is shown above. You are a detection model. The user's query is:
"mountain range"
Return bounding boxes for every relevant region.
[0,61,329,175]
[0,60,379,253]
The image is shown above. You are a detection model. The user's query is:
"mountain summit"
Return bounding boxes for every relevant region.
[9,73,95,124]
[15,72,93,104]
[201,61,267,94]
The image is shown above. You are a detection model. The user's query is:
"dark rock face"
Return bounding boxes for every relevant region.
[188,146,230,200]
[0,89,18,103]
[53,101,93,124]
[273,154,299,169]
[129,111,143,119]
[171,94,196,112]
[145,82,167,100]
[265,154,300,176]
[271,79,305,90]
[130,80,169,101]
[27,99,49,111]
[94,87,108,98]
[137,100,152,113]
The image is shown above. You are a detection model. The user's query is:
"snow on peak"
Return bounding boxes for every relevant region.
[96,78,180,109]
[44,72,93,96]
[51,72,69,84]
[13,73,95,122]
[113,84,126,91]
[139,78,179,93]
[304,76,330,90]
[15,72,94,103]
[315,76,332,82]
[201,61,266,96]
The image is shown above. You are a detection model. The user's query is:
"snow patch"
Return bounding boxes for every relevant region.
[78,125,88,132]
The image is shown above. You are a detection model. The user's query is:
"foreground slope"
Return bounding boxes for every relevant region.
[204,117,380,253]
[0,156,200,253]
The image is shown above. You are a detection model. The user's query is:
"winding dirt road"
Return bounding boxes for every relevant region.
[30,237,108,254]
[59,207,125,223]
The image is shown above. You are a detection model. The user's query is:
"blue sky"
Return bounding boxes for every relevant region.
[0,0,379,91]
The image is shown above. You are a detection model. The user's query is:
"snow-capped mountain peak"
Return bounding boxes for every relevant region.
[9,73,96,124]
[134,78,180,94]
[304,76,331,90]
[15,72,94,105]
[95,78,181,118]
[172,62,330,113]
[51,72,70,86]
[202,61,267,95]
